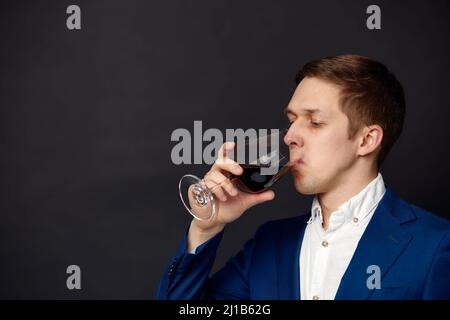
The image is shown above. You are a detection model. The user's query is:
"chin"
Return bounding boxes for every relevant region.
[294,184,316,195]
[292,173,318,195]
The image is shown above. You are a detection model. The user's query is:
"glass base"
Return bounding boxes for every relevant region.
[179,174,216,221]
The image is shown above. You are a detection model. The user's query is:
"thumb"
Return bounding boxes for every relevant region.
[244,190,275,209]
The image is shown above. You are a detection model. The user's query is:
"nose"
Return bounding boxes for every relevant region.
[284,124,303,148]
[283,128,291,146]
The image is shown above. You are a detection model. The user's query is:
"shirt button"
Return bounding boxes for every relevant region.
[313,295,319,300]
[322,240,329,247]
[353,217,359,223]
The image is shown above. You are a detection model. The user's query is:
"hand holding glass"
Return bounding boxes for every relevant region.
[178,130,290,221]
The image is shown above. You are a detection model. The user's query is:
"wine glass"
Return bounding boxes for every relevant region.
[178,129,290,221]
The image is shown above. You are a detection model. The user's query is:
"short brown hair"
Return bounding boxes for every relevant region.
[295,54,406,166]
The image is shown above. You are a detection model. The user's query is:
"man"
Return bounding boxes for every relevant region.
[157,55,450,300]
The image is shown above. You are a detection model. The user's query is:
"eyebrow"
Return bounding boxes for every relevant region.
[283,107,323,116]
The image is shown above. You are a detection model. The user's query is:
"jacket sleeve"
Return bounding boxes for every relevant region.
[157,223,266,300]
[422,230,450,299]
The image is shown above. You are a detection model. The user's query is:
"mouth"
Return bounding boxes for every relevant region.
[289,157,304,168]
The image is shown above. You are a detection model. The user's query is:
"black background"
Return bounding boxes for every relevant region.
[1,0,449,299]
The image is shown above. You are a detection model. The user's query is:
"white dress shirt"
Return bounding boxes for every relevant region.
[299,173,386,300]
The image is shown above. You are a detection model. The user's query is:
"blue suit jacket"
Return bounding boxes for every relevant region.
[157,188,450,300]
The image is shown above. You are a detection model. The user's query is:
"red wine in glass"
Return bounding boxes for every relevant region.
[231,161,291,194]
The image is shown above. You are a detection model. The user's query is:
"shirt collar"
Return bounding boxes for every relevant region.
[309,197,322,224]
[309,173,386,228]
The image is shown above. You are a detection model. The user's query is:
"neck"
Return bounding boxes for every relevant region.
[318,165,378,230]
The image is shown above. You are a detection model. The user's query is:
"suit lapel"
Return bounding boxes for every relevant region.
[275,214,309,300]
[335,188,415,300]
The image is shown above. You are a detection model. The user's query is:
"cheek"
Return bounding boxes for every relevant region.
[309,130,355,167]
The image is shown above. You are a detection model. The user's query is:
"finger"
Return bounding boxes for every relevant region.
[207,170,239,197]
[203,171,229,202]
[213,142,242,175]
[216,141,236,162]
[213,159,243,176]
[243,190,275,209]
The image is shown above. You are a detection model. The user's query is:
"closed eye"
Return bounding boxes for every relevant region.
[310,120,322,127]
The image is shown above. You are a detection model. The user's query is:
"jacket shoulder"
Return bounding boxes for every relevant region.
[391,192,450,237]
[408,202,450,233]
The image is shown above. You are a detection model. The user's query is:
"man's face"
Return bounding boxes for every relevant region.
[284,77,361,195]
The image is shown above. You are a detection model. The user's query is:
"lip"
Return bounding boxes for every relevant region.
[289,158,304,167]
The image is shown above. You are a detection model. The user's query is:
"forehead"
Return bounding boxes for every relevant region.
[284,77,343,117]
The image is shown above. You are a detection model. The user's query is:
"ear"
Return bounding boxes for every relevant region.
[357,124,383,157]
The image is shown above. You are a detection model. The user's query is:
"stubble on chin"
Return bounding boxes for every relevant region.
[292,172,320,195]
